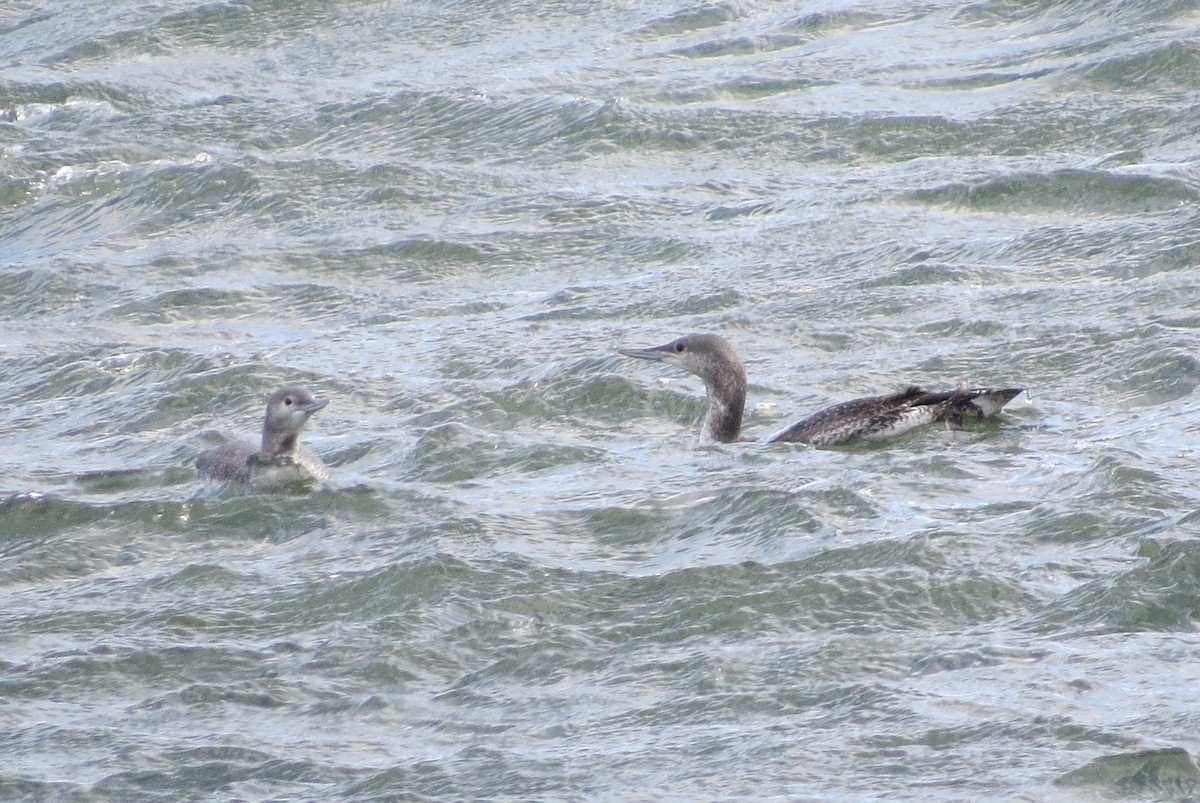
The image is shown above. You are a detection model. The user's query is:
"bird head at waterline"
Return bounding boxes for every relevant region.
[619,333,748,444]
[260,387,329,456]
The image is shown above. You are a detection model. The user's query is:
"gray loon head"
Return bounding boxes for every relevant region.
[619,333,747,444]
[260,386,328,457]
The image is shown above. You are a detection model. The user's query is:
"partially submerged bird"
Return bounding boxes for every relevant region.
[196,387,330,485]
[619,333,1022,447]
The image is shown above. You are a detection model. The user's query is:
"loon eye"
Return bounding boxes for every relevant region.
[284,397,294,406]
[674,342,686,353]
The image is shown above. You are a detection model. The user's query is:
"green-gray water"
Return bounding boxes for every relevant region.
[3,0,1199,799]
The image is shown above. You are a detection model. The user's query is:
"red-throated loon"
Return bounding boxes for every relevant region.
[196,387,330,484]
[619,333,1023,447]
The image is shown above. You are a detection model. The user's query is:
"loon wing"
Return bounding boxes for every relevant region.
[196,440,257,481]
[764,386,1023,447]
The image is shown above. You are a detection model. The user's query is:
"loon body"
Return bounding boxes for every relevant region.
[619,333,1022,447]
[196,387,330,485]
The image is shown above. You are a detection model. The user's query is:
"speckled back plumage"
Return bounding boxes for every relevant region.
[764,386,1024,447]
[196,440,330,484]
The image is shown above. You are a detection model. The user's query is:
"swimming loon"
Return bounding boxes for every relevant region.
[619,333,1022,447]
[196,387,330,484]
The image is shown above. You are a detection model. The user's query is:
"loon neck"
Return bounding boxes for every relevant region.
[699,373,746,444]
[261,430,299,458]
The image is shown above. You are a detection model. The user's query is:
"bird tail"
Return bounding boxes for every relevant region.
[920,387,1023,425]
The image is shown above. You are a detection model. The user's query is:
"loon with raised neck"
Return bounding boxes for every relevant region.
[619,333,1022,447]
[197,387,330,485]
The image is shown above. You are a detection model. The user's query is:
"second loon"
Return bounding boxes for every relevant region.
[197,386,331,486]
[619,333,1023,447]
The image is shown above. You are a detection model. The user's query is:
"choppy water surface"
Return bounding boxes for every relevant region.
[3,0,1200,799]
